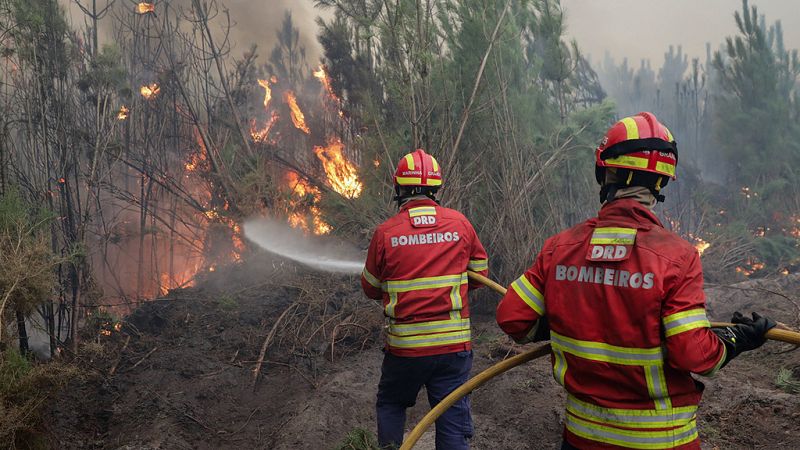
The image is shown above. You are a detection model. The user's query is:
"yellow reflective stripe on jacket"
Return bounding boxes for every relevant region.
[590,227,637,245]
[383,273,467,320]
[385,292,399,318]
[553,348,567,386]
[386,329,471,348]
[383,273,468,293]
[566,395,697,430]
[510,275,545,315]
[644,365,672,410]
[362,268,381,288]
[467,259,488,271]
[408,206,437,218]
[700,344,726,378]
[663,309,710,337]
[388,318,470,337]
[550,331,664,366]
[448,285,463,320]
[566,415,698,449]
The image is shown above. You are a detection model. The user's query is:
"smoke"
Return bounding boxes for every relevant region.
[560,0,800,64]
[61,0,328,63]
[243,217,364,274]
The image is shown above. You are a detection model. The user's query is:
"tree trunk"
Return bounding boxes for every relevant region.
[16,310,29,355]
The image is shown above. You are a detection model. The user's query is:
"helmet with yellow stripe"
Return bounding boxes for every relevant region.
[393,149,442,205]
[595,112,678,203]
[394,149,442,188]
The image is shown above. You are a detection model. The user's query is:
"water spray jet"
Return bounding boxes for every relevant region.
[243,217,364,274]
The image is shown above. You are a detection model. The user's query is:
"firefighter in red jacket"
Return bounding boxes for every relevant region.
[361,149,488,450]
[496,112,775,450]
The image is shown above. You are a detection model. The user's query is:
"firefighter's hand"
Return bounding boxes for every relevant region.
[730,311,776,351]
[514,317,550,344]
[712,311,776,366]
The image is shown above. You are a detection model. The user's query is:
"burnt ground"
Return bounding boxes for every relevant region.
[42,256,800,449]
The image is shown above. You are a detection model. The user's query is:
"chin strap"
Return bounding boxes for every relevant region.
[599,184,619,204]
[651,188,666,203]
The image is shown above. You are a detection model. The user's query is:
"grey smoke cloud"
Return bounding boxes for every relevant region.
[560,0,800,65]
[62,0,327,63]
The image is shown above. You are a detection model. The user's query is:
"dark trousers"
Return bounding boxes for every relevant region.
[376,350,473,450]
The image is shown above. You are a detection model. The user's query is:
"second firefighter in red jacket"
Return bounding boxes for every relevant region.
[496,112,775,450]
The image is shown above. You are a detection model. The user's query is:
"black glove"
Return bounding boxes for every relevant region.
[711,311,776,368]
[516,316,551,344]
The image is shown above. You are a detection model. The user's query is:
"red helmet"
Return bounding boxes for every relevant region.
[595,112,678,185]
[393,149,442,188]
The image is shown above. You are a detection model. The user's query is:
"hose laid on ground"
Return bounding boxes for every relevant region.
[399,271,800,450]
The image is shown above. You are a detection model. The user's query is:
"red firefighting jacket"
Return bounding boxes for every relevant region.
[497,199,726,450]
[361,198,488,357]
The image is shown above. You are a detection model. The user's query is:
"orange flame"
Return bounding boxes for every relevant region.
[257,78,272,108]
[117,105,130,121]
[250,112,279,143]
[136,3,155,14]
[140,83,160,100]
[186,128,208,172]
[284,91,310,134]
[286,171,330,235]
[159,261,202,295]
[314,138,363,199]
[735,258,765,277]
[694,239,710,256]
[313,65,339,102]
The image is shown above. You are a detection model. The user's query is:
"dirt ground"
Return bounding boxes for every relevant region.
[42,256,800,449]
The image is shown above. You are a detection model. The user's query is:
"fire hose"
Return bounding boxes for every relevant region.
[399,271,800,450]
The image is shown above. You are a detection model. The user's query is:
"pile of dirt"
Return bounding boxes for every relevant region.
[42,260,800,449]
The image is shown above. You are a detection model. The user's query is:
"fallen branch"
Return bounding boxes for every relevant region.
[108,335,131,376]
[123,346,158,373]
[330,322,372,362]
[251,303,298,390]
[228,407,259,435]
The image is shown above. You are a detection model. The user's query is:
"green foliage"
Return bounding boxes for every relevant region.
[0,348,32,398]
[268,12,307,85]
[216,294,238,311]
[77,44,129,95]
[11,0,70,77]
[776,367,800,394]
[85,309,119,336]
[712,0,800,184]
[0,348,79,448]
[334,428,381,450]
[0,190,57,324]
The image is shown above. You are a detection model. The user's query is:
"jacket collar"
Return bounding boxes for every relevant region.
[596,198,664,230]
[399,197,438,212]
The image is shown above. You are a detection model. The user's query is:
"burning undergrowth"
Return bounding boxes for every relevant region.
[92,60,364,309]
[42,252,384,448]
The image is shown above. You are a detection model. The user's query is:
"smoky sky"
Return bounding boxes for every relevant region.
[61,1,799,77]
[560,0,800,66]
[62,0,327,63]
